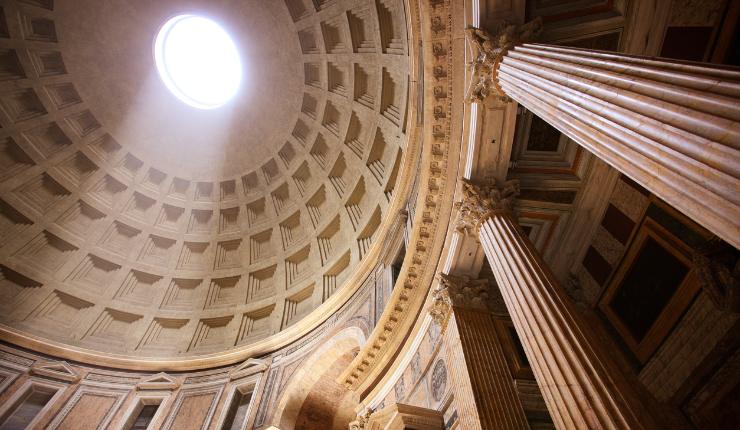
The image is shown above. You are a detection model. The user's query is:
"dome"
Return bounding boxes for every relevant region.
[0,0,412,361]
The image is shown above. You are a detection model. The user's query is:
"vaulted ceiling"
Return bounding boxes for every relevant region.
[0,0,412,359]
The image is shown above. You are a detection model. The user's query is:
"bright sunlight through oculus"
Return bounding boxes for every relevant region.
[155,15,242,109]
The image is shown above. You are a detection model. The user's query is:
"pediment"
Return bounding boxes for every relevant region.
[30,360,80,382]
[229,358,269,380]
[136,372,179,390]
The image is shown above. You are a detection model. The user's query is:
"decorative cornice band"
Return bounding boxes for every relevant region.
[339,0,457,391]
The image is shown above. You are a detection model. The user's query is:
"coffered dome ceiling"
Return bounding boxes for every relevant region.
[0,0,412,360]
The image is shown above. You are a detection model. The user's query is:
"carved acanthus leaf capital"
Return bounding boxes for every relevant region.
[454,178,519,235]
[429,276,453,326]
[440,273,492,311]
[349,409,374,430]
[431,273,507,319]
[465,18,543,104]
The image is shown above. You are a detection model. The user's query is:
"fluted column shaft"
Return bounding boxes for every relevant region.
[496,44,740,248]
[442,306,530,430]
[477,211,657,429]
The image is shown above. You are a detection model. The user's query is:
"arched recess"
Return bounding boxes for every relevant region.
[272,326,366,430]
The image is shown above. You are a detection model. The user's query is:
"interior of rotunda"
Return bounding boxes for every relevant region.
[0,0,737,429]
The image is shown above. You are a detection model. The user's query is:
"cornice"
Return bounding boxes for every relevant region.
[339,0,461,393]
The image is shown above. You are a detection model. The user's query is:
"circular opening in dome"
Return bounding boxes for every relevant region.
[154,15,242,109]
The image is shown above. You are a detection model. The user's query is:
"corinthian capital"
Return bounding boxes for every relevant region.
[431,273,506,321]
[348,409,373,430]
[465,18,543,104]
[429,277,453,326]
[454,178,519,235]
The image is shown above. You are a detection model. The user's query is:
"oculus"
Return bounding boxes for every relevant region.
[154,15,242,109]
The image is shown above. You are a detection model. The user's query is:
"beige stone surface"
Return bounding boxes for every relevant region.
[0,0,414,362]
[55,393,118,430]
[0,1,738,430]
[169,392,217,430]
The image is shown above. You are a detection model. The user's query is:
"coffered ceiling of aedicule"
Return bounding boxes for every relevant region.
[0,0,413,361]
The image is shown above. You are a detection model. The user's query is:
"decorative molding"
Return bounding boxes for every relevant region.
[340,0,452,392]
[136,372,179,390]
[0,377,68,430]
[118,392,172,430]
[349,409,373,430]
[254,366,280,427]
[429,279,452,328]
[364,403,444,429]
[213,370,263,430]
[182,371,230,385]
[439,274,489,311]
[85,372,139,386]
[430,359,447,403]
[0,366,21,393]
[0,349,34,369]
[229,357,269,380]
[30,360,80,383]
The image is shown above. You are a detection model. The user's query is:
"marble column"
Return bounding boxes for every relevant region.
[455,178,661,430]
[466,23,740,248]
[431,274,529,430]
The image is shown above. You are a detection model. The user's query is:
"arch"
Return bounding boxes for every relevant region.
[272,326,366,430]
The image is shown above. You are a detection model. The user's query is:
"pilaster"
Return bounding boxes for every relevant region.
[433,273,529,429]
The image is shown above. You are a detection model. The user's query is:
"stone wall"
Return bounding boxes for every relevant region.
[572,173,740,424]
